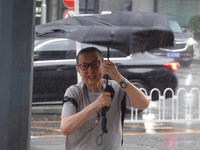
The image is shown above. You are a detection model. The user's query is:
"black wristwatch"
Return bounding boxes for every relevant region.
[120,78,128,88]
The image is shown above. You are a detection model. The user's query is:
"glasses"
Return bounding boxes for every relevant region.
[78,61,101,71]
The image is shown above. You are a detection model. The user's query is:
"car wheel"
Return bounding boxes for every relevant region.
[130,79,149,94]
[128,79,150,113]
[179,60,192,67]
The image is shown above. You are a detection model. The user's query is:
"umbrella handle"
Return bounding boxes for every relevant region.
[101,85,115,133]
[106,47,110,84]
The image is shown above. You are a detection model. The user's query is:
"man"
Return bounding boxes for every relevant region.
[60,47,149,150]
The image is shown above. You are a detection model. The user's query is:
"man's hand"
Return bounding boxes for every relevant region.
[93,92,111,109]
[103,60,121,81]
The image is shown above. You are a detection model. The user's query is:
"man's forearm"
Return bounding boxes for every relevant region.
[60,102,98,136]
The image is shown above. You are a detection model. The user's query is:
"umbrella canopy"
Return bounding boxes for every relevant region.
[35,12,175,134]
[35,12,174,55]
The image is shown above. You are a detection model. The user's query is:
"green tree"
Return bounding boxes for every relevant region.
[189,14,200,32]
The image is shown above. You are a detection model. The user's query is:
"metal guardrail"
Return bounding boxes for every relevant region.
[125,88,200,123]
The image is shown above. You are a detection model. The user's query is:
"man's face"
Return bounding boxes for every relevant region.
[76,52,103,90]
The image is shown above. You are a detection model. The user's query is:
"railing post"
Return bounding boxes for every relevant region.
[125,88,200,123]
[190,88,200,120]
[163,88,175,120]
[176,88,187,120]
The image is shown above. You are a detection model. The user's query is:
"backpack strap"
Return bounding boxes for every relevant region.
[63,96,78,109]
[121,93,126,145]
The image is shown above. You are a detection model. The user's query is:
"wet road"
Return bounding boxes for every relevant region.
[123,122,200,150]
[175,60,200,89]
[30,112,200,150]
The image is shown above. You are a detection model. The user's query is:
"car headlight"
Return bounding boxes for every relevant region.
[188,38,194,46]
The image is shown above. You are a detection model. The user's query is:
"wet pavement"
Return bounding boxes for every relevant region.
[123,122,200,150]
[30,106,200,150]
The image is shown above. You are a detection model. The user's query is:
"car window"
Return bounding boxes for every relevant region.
[80,43,127,58]
[168,19,183,33]
[34,39,76,52]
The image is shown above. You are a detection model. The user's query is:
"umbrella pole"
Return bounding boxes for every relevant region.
[106,47,110,85]
[107,47,110,60]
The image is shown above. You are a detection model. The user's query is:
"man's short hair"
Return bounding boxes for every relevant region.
[76,47,103,65]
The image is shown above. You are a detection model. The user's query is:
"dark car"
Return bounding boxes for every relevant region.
[33,37,178,105]
[34,37,127,61]
[149,14,194,67]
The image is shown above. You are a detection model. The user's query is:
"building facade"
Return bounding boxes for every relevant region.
[35,0,200,27]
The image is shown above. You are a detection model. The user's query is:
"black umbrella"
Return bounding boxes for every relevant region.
[35,12,174,55]
[35,12,174,134]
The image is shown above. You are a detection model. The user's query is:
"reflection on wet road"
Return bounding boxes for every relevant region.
[31,114,200,150]
[123,122,200,135]
[31,120,200,137]
[176,63,200,87]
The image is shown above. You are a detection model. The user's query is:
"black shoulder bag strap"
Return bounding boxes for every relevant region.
[121,93,127,145]
[63,96,78,109]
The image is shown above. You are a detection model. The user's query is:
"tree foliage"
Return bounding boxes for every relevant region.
[189,14,200,32]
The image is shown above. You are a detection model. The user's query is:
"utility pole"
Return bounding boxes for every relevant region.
[74,0,81,82]
[0,0,34,149]
[41,0,47,24]
[75,0,79,16]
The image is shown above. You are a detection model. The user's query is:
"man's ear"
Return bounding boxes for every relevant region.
[76,66,81,75]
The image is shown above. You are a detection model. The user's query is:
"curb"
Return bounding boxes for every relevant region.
[192,58,200,64]
[32,105,62,114]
